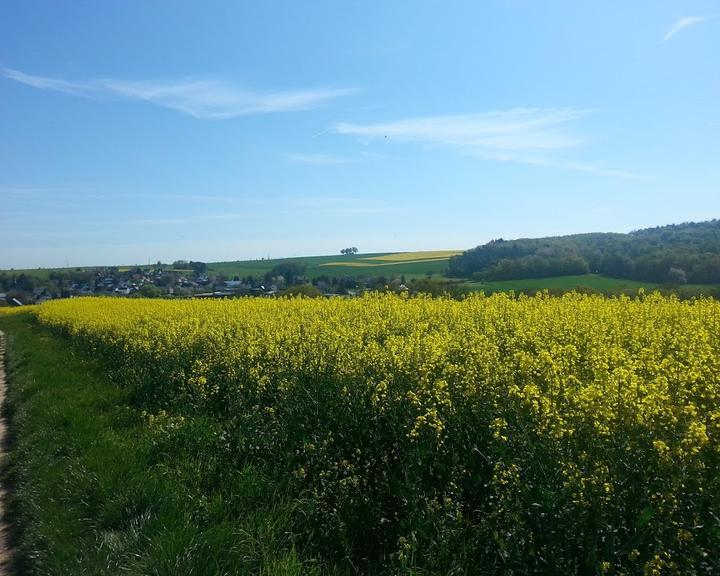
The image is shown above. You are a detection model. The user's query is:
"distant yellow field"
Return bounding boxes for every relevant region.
[321,250,461,268]
[365,250,461,262]
[321,257,459,268]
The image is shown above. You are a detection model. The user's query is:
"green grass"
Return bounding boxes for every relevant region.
[460,273,720,295]
[1,267,60,280]
[0,313,342,575]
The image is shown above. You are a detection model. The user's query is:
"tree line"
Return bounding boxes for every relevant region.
[448,219,720,284]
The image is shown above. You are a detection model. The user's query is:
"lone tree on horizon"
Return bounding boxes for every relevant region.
[340,247,359,255]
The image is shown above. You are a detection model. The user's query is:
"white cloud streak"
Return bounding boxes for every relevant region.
[336,108,591,152]
[663,16,709,42]
[480,152,650,181]
[335,108,644,179]
[2,68,358,118]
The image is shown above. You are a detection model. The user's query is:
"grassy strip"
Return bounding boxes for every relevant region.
[461,273,720,295]
[461,274,658,293]
[0,312,335,575]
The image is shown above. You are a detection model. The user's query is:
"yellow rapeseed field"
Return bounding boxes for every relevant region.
[362,250,462,262]
[33,293,720,574]
[321,250,461,267]
[320,258,457,268]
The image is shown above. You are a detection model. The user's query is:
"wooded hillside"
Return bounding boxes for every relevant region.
[448,220,720,284]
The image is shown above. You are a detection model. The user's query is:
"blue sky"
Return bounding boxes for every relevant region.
[1,1,719,268]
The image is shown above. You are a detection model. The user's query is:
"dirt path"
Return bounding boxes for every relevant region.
[0,330,13,573]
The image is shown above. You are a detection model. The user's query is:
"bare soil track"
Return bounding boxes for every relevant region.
[0,330,13,573]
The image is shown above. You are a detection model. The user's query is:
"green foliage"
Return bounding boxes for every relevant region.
[407,278,467,297]
[282,284,323,298]
[264,261,307,285]
[479,253,589,280]
[188,260,208,274]
[0,272,35,292]
[450,219,720,284]
[137,284,163,298]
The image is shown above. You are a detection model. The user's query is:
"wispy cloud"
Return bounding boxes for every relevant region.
[663,16,709,42]
[335,108,643,179]
[286,153,359,165]
[336,108,591,151]
[480,152,650,181]
[2,68,358,119]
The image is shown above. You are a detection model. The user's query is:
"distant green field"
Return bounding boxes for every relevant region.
[461,274,720,294]
[2,265,142,279]
[464,274,654,292]
[1,267,58,280]
[208,251,457,279]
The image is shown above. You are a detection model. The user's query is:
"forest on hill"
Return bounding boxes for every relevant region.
[448,220,720,284]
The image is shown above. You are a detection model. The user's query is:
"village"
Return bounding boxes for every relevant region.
[0,260,422,306]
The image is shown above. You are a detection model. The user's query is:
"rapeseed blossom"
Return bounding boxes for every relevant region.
[33,292,720,574]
